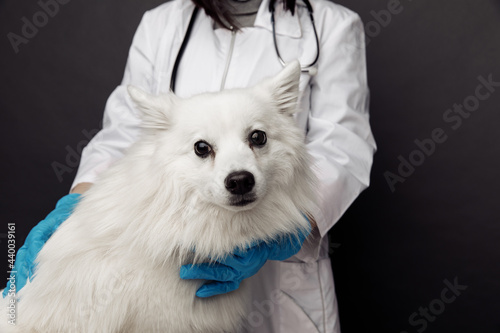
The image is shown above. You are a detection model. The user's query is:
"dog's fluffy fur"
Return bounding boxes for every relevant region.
[1,61,317,332]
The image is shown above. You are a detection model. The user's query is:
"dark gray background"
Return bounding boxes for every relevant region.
[1,0,499,332]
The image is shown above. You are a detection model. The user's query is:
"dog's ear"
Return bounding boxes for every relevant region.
[127,85,175,130]
[257,60,301,116]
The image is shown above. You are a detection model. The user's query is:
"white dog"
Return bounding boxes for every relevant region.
[1,61,317,332]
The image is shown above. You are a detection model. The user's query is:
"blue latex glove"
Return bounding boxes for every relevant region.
[3,193,81,298]
[180,218,311,298]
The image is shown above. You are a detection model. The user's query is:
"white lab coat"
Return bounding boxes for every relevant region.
[72,0,376,331]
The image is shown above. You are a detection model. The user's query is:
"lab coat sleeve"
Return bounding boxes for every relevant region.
[70,11,157,190]
[298,8,376,260]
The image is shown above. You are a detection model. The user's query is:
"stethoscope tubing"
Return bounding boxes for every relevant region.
[270,0,320,74]
[170,6,200,93]
[170,0,320,93]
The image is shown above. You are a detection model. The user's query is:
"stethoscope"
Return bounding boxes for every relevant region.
[170,0,320,92]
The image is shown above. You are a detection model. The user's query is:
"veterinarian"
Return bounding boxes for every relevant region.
[6,0,375,331]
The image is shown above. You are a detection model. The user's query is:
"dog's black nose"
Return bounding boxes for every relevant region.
[225,171,255,195]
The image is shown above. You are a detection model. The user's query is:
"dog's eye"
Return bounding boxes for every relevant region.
[194,141,212,158]
[249,130,267,147]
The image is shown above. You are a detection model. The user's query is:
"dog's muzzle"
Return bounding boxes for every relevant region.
[225,171,256,206]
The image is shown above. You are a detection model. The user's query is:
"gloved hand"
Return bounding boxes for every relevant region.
[180,217,311,298]
[2,193,81,298]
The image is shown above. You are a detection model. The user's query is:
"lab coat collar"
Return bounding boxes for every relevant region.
[254,0,304,38]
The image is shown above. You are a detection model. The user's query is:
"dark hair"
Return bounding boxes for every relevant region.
[191,0,296,30]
